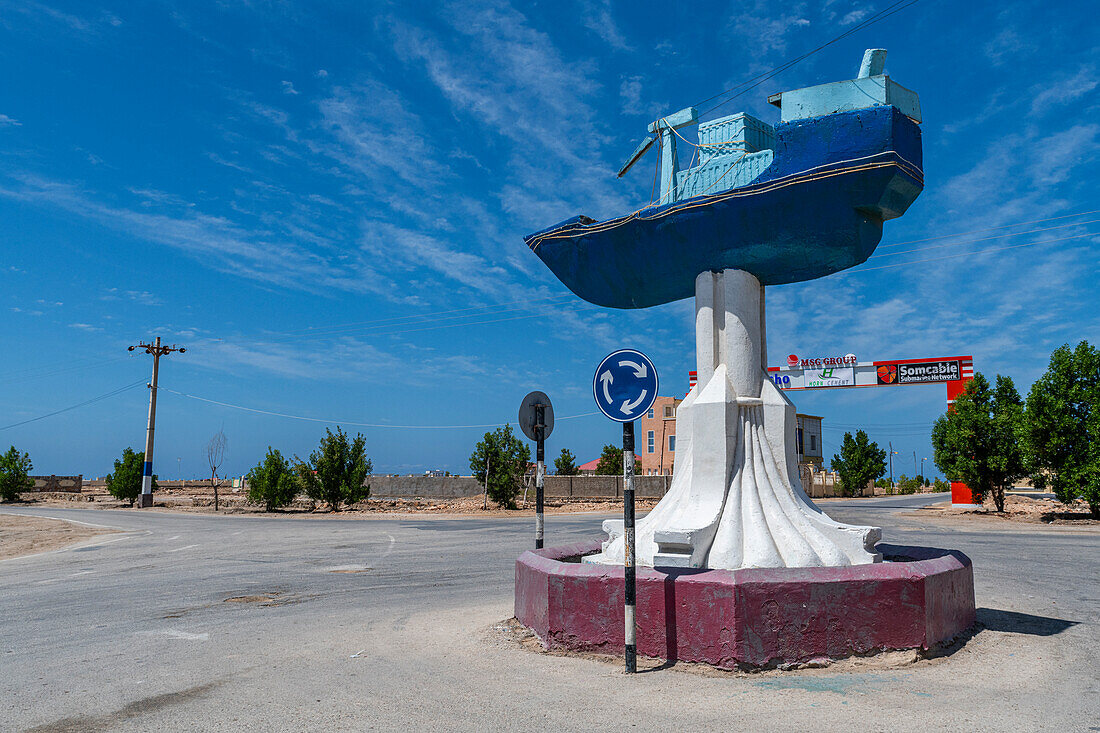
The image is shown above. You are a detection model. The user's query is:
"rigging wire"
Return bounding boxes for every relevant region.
[159,386,600,430]
[696,0,925,119]
[0,379,147,431]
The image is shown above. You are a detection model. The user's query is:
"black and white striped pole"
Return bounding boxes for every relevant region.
[535,402,545,550]
[519,392,554,551]
[622,419,637,673]
[591,348,657,675]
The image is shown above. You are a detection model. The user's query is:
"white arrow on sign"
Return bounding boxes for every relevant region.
[622,389,648,415]
[619,360,647,378]
[599,370,614,403]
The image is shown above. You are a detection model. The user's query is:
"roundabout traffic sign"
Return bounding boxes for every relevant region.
[592,349,659,422]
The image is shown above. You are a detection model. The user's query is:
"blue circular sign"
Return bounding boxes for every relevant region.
[592,349,659,422]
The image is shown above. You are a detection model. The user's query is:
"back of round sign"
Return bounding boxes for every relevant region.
[518,391,554,441]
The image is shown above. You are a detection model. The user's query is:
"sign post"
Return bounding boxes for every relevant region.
[592,349,658,674]
[519,391,554,550]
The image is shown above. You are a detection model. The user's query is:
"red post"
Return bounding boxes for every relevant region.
[945,359,977,506]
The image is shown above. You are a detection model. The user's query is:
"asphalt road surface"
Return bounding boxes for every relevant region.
[1,495,1097,732]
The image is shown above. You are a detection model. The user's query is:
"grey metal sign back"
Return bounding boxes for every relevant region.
[518,391,554,441]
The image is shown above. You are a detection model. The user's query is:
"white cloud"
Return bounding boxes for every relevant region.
[0,114,22,127]
[281,80,299,95]
[620,75,644,116]
[578,0,632,51]
[1030,65,1099,115]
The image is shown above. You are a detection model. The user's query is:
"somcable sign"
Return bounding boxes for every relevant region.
[895,360,961,384]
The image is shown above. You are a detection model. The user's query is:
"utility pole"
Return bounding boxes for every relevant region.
[128,337,185,508]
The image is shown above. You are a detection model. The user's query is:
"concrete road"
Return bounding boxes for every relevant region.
[1,495,1097,732]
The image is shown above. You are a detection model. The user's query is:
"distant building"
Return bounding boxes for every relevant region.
[637,395,683,475]
[633,389,825,475]
[796,414,824,466]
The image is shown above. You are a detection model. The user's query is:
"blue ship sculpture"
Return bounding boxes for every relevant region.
[524,49,923,308]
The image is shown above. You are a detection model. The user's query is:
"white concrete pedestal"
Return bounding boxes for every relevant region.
[587,269,881,570]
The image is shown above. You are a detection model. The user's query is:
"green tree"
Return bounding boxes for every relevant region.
[932,373,1027,512]
[896,474,922,495]
[594,444,640,475]
[933,477,950,493]
[295,427,371,511]
[247,447,298,511]
[0,446,33,502]
[106,447,156,506]
[1023,341,1100,518]
[469,425,530,508]
[830,430,887,497]
[554,448,579,476]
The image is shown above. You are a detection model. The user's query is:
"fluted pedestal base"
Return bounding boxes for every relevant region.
[586,269,880,571]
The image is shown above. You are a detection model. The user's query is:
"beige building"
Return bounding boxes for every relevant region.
[796,413,824,466]
[637,395,682,475]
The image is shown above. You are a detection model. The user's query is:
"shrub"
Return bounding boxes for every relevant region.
[1023,341,1100,518]
[295,427,371,512]
[469,425,530,508]
[0,446,33,502]
[831,431,887,497]
[246,447,298,511]
[106,448,156,506]
[932,373,1026,512]
[594,444,641,476]
[554,448,579,476]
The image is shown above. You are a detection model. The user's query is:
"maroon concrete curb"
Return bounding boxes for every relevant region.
[514,540,975,669]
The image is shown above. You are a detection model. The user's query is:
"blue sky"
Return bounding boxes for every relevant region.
[1,0,1097,480]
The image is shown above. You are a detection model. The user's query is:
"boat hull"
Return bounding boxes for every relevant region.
[525,106,923,309]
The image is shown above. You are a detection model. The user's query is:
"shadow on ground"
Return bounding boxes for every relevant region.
[976,607,1078,635]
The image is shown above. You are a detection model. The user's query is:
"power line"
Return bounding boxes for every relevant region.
[850,231,1097,274]
[261,293,578,341]
[876,208,1100,249]
[0,355,134,385]
[0,379,147,431]
[868,218,1100,259]
[159,386,600,430]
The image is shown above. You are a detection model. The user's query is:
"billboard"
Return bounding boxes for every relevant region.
[896,360,961,384]
[805,366,855,388]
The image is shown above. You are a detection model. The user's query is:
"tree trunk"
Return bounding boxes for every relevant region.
[993,485,1006,513]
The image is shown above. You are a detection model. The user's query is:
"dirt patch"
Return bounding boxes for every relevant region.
[490,617,982,676]
[22,491,658,518]
[912,494,1099,526]
[0,513,119,560]
[223,594,277,604]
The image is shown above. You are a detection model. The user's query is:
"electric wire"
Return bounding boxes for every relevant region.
[849,230,1097,274]
[868,218,1100,259]
[0,379,147,431]
[159,386,600,430]
[263,293,579,340]
[875,208,1100,249]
